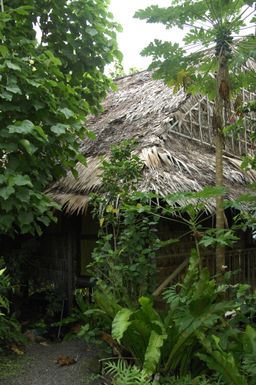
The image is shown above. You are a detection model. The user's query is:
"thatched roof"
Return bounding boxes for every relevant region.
[47,71,256,214]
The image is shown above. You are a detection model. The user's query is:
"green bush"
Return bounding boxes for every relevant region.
[92,250,256,385]
[0,264,24,347]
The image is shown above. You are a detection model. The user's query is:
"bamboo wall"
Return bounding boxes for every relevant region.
[156,217,256,290]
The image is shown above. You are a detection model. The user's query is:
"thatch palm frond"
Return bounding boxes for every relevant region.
[47,71,256,214]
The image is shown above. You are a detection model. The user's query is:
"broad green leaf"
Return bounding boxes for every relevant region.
[87,28,98,37]
[112,308,133,342]
[0,45,9,57]
[0,90,13,101]
[243,325,256,355]
[59,108,75,119]
[26,79,41,88]
[0,268,6,276]
[20,139,37,155]
[86,129,96,140]
[143,330,166,374]
[8,120,34,134]
[12,5,33,15]
[5,60,21,71]
[34,126,48,141]
[0,214,13,229]
[6,84,22,94]
[76,153,87,166]
[18,211,33,225]
[0,186,15,200]
[10,175,33,187]
[50,123,69,135]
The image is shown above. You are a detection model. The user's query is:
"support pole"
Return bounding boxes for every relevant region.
[153,258,189,297]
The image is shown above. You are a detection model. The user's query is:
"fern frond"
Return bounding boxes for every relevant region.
[104,360,151,385]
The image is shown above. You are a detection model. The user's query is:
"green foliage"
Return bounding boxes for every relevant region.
[134,1,255,96]
[109,61,142,79]
[93,249,256,384]
[242,325,256,380]
[53,289,104,342]
[111,296,167,374]
[0,0,121,235]
[90,141,161,305]
[0,267,10,314]
[197,333,248,385]
[199,228,239,248]
[104,360,151,385]
[0,263,24,346]
[162,251,237,375]
[159,375,224,385]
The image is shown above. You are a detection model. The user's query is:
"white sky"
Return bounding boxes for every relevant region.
[109,1,255,72]
[109,0,184,71]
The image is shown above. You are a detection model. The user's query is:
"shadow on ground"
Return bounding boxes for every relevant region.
[0,340,106,385]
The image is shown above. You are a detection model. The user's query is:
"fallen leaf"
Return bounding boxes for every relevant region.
[55,355,77,366]
[10,343,25,355]
[39,341,49,347]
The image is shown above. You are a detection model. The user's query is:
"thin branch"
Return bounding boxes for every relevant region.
[205,0,221,25]
[189,4,214,25]
[240,8,256,23]
[228,0,243,21]
[1,0,4,12]
[183,22,207,31]
[239,24,256,30]
[184,42,203,51]
[230,5,250,25]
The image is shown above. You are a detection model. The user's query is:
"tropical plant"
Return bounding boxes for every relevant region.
[90,141,161,305]
[135,0,256,273]
[0,0,121,235]
[0,266,10,315]
[197,333,248,385]
[53,289,106,342]
[104,360,152,385]
[0,263,24,346]
[92,248,256,384]
[242,325,256,381]
[111,295,167,374]
[159,374,224,385]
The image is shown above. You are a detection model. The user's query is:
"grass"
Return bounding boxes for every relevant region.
[0,351,31,380]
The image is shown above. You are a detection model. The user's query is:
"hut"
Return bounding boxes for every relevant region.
[42,71,256,304]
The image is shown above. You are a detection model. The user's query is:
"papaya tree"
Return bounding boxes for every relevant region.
[135,0,256,273]
[0,0,121,235]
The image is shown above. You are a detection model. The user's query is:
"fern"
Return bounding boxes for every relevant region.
[104,360,151,385]
[197,333,248,385]
[162,285,180,308]
[242,325,256,381]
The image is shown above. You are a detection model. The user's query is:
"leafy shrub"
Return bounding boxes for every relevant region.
[90,141,161,306]
[93,249,256,385]
[0,264,24,347]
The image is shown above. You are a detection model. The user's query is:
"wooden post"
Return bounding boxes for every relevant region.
[199,101,203,142]
[214,51,230,276]
[67,234,74,312]
[153,258,189,297]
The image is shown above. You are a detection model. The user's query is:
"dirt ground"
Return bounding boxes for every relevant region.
[0,340,107,385]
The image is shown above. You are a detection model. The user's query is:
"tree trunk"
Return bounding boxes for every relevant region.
[213,52,230,275]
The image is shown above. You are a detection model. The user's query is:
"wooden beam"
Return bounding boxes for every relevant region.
[199,102,203,143]
[153,258,189,297]
[67,234,74,312]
